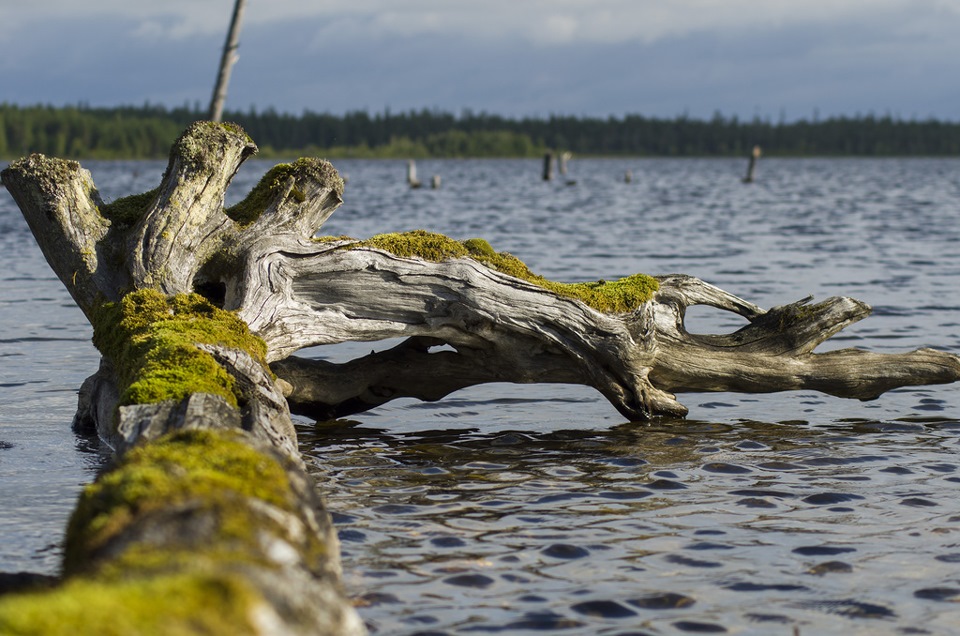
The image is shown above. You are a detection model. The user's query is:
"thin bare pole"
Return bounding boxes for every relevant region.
[208,0,247,122]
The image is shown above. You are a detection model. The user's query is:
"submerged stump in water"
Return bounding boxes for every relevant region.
[3,121,960,633]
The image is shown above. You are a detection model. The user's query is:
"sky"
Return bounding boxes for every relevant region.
[1,0,959,121]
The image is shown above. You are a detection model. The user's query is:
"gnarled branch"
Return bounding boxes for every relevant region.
[4,122,959,426]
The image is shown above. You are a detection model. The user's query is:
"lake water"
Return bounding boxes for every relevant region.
[3,156,960,634]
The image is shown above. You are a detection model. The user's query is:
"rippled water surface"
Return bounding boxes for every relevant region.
[3,157,960,633]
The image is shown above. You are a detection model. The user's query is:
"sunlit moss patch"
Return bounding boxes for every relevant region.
[0,571,263,636]
[91,289,268,407]
[347,229,659,313]
[226,157,344,226]
[63,429,295,571]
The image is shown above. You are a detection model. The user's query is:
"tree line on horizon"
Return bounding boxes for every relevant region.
[1,103,959,160]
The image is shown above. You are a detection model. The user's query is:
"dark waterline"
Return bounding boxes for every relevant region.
[2,157,960,634]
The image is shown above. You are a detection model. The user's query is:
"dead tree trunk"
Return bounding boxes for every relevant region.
[0,123,363,635]
[2,120,960,630]
[209,0,247,122]
[5,121,960,422]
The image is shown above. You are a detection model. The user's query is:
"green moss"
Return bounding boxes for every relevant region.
[2,430,332,635]
[0,572,263,636]
[225,163,297,226]
[99,188,159,225]
[92,289,268,407]
[545,274,661,313]
[4,153,80,184]
[353,230,659,313]
[462,237,497,258]
[2,154,100,207]
[64,429,295,571]
[226,157,344,226]
[218,121,252,144]
[0,431,325,634]
[361,229,470,261]
[172,121,255,170]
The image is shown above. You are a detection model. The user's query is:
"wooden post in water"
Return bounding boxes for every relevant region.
[542,152,554,181]
[208,0,247,122]
[407,159,422,188]
[431,175,441,189]
[624,170,633,184]
[558,152,572,176]
[743,145,762,183]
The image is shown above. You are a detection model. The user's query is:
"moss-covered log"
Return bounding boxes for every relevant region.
[0,123,363,635]
[3,121,960,632]
[0,427,360,635]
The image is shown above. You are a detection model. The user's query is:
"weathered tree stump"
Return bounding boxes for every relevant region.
[743,144,762,183]
[3,121,960,632]
[0,123,364,635]
[406,159,421,188]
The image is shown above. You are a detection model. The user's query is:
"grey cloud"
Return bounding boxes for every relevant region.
[1,9,958,121]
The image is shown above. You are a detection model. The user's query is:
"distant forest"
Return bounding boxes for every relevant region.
[1,103,959,160]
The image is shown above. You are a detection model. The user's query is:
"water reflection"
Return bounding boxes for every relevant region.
[301,413,960,635]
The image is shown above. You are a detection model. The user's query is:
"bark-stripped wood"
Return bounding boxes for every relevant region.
[4,122,959,424]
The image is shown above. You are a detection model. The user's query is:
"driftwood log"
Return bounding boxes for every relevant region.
[2,121,960,632]
[0,123,365,635]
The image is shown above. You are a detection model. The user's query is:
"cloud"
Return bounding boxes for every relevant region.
[1,0,958,120]
[6,0,958,46]
[216,7,959,120]
[244,0,960,45]
[1,1,229,37]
